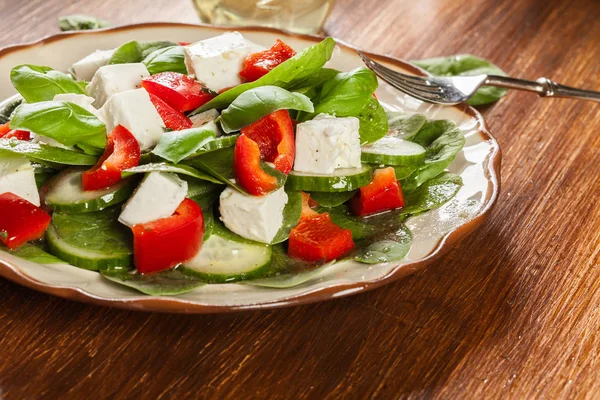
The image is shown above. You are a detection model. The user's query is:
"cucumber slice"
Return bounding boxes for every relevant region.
[46,207,133,270]
[188,134,239,158]
[361,136,426,166]
[184,233,272,283]
[45,167,137,213]
[286,165,373,192]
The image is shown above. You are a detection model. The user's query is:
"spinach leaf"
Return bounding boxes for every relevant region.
[195,37,336,112]
[220,86,314,133]
[354,223,412,264]
[402,121,465,192]
[10,101,106,149]
[270,191,303,244]
[142,46,187,75]
[0,138,98,166]
[182,176,224,199]
[386,111,427,140]
[243,256,332,288]
[286,68,340,97]
[100,265,205,296]
[123,162,221,184]
[152,126,216,164]
[183,147,245,192]
[1,243,64,264]
[309,68,378,118]
[309,190,356,208]
[109,41,177,65]
[11,65,85,103]
[400,172,463,216]
[33,164,58,188]
[356,96,388,144]
[323,205,377,241]
[413,54,508,106]
[58,14,110,31]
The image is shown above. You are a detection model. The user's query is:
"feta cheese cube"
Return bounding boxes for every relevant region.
[53,93,97,113]
[184,32,264,92]
[219,186,288,244]
[97,89,165,150]
[293,114,362,174]
[87,63,150,107]
[119,172,188,227]
[190,109,222,136]
[0,155,40,206]
[71,49,114,81]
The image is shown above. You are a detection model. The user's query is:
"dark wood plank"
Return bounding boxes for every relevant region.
[0,0,599,398]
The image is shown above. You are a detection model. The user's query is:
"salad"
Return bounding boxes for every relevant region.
[0,32,466,295]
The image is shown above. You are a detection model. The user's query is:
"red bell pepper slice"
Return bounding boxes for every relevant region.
[81,125,141,191]
[142,72,215,113]
[148,92,193,130]
[287,193,355,262]
[0,122,30,140]
[0,193,51,249]
[239,39,296,82]
[233,134,279,196]
[132,198,204,274]
[349,167,405,216]
[240,109,295,174]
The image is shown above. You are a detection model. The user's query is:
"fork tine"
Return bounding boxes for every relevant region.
[357,50,452,104]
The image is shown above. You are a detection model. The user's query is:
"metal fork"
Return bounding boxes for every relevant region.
[357,51,600,105]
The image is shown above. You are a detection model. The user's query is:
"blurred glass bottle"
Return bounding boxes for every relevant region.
[192,0,336,35]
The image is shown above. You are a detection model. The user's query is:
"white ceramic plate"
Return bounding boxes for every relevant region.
[0,23,500,313]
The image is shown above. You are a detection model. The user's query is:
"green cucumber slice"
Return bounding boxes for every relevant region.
[285,165,373,192]
[45,167,137,213]
[187,134,239,158]
[46,207,133,270]
[183,233,272,283]
[361,136,426,166]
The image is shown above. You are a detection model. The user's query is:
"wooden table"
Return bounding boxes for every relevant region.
[0,0,599,398]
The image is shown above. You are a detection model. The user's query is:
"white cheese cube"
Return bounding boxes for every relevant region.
[87,63,150,107]
[0,155,40,206]
[219,186,288,244]
[71,49,114,81]
[293,114,362,174]
[190,109,222,136]
[53,94,97,113]
[184,32,263,92]
[97,89,165,150]
[119,172,188,227]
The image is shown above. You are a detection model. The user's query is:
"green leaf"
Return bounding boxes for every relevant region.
[182,176,224,199]
[354,224,411,264]
[220,86,314,133]
[400,172,463,216]
[11,65,85,103]
[322,205,377,241]
[309,190,356,208]
[58,14,110,31]
[0,138,98,166]
[109,40,177,65]
[195,37,336,112]
[100,265,205,296]
[33,164,58,188]
[123,162,221,184]
[270,191,303,244]
[1,243,65,264]
[356,96,388,144]
[183,147,245,192]
[10,101,106,149]
[286,68,340,96]
[152,126,216,164]
[142,46,187,75]
[402,121,465,192]
[309,68,379,118]
[412,54,508,106]
[386,111,427,140]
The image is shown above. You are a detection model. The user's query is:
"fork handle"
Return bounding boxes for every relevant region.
[485,75,600,102]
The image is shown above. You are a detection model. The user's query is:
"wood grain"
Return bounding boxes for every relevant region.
[0,0,599,398]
